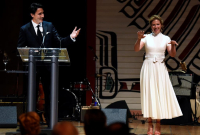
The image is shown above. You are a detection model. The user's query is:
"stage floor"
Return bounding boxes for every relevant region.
[1,117,200,135]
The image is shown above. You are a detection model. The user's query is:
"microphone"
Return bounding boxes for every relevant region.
[177,75,182,86]
[88,46,98,60]
[41,32,50,48]
[84,78,90,85]
[88,46,93,50]
[57,36,61,48]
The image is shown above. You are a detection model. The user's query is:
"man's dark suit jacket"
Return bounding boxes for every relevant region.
[18,21,74,48]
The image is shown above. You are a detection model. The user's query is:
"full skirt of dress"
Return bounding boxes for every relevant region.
[140,59,183,119]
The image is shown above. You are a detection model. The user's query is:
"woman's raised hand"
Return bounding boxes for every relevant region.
[168,40,178,46]
[137,31,146,40]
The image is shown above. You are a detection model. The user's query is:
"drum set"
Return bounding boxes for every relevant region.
[58,78,100,120]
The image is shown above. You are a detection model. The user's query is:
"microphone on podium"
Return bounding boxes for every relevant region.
[57,35,61,48]
[41,32,50,48]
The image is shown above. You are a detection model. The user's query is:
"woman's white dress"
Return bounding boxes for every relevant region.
[140,33,183,119]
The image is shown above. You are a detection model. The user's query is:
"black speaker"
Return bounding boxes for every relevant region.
[101,108,128,126]
[80,106,100,122]
[105,100,132,118]
[161,96,193,125]
[0,102,25,118]
[0,106,17,128]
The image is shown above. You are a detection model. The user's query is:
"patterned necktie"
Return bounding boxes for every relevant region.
[37,25,45,60]
[37,25,43,45]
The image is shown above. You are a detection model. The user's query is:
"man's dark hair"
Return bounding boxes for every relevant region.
[29,3,43,14]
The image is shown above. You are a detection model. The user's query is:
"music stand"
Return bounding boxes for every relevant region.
[17,47,70,129]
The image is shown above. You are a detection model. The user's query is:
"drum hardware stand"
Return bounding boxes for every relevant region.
[85,78,101,108]
[178,77,200,125]
[70,82,82,117]
[78,89,82,116]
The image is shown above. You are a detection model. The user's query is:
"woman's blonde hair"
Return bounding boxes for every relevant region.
[149,15,164,31]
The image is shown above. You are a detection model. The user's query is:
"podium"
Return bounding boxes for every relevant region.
[17,47,70,129]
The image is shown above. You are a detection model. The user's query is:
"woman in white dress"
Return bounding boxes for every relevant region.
[134,15,183,135]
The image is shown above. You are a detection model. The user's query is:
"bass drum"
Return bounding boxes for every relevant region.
[58,88,80,120]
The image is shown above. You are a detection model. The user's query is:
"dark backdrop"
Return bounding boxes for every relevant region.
[0,0,87,99]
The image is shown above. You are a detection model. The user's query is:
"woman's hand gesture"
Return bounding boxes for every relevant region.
[137,31,146,40]
[168,40,178,46]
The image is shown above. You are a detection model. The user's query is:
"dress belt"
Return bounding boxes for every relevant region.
[145,54,165,63]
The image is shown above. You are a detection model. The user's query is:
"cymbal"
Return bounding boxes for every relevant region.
[103,72,111,74]
[96,74,106,77]
[89,74,107,78]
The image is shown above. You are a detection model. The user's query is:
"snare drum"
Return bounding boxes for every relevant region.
[73,81,89,91]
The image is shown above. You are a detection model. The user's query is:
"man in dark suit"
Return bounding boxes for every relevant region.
[18,3,80,48]
[17,3,81,126]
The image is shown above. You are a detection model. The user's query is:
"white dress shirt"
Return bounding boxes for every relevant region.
[31,20,43,36]
[31,20,75,42]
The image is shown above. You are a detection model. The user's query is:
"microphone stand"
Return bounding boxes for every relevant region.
[88,46,100,101]
[88,46,98,61]
[41,32,50,48]
[179,77,200,125]
[84,78,101,108]
[39,32,50,57]
[57,36,61,49]
[177,75,182,86]
[57,36,62,57]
